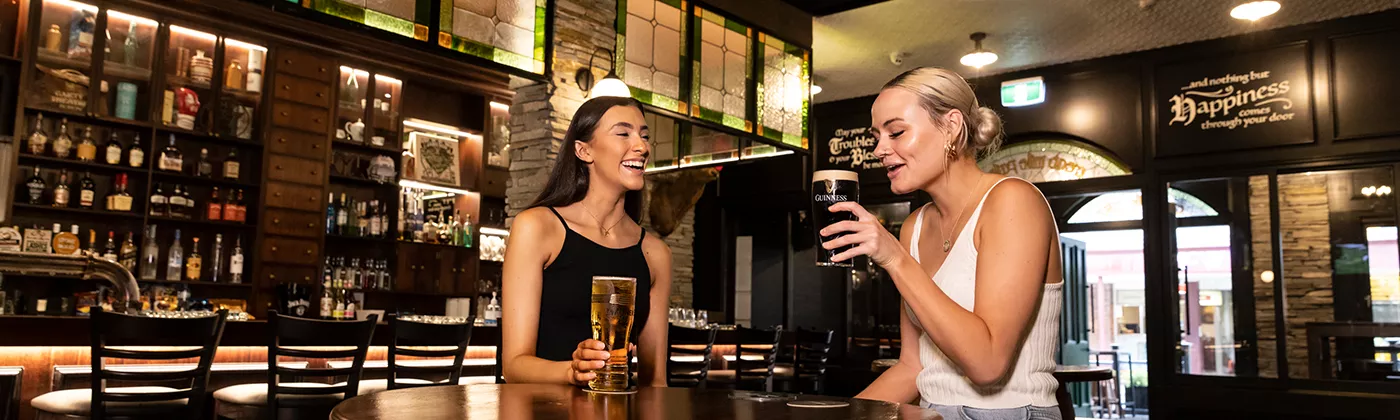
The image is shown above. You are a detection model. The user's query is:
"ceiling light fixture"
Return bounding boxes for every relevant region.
[811,85,823,96]
[575,47,631,99]
[960,32,998,69]
[1230,1,1280,21]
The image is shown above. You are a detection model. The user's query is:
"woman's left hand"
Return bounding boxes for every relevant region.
[819,202,905,268]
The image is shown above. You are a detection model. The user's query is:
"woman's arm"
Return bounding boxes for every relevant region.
[854,303,923,404]
[501,208,610,385]
[637,235,673,387]
[824,180,1054,386]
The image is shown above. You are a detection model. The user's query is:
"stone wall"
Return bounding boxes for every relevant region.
[505,0,694,307]
[1249,174,1334,379]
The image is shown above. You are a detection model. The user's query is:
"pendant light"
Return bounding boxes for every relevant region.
[959,32,998,69]
[575,47,631,99]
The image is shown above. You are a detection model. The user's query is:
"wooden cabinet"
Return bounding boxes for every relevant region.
[257,264,319,285]
[264,182,324,212]
[274,75,333,108]
[267,154,326,186]
[267,127,328,160]
[276,48,334,81]
[272,101,331,135]
[263,208,323,238]
[261,236,320,265]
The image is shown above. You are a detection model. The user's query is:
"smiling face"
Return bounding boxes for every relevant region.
[870,88,965,195]
[576,105,651,192]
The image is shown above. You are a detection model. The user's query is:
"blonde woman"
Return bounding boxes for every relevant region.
[825,67,1064,419]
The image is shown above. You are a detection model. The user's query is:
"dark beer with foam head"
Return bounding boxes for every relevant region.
[812,170,860,267]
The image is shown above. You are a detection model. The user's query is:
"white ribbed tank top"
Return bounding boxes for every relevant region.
[905,177,1062,409]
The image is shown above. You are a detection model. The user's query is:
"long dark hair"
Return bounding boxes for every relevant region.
[527,96,645,221]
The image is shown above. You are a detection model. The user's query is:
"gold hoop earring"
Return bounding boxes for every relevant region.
[945,142,958,162]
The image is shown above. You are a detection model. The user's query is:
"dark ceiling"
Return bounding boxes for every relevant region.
[780,0,888,16]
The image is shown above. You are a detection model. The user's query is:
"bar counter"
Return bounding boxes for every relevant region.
[0,315,501,347]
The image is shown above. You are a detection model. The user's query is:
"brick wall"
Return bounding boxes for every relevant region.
[1249,173,1335,378]
[505,0,694,307]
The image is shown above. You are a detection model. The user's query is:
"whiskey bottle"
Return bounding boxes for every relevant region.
[127,134,145,168]
[104,131,123,165]
[209,234,223,283]
[79,172,96,209]
[158,134,183,172]
[119,231,137,272]
[319,287,333,319]
[51,119,73,159]
[229,236,244,283]
[51,170,70,208]
[325,193,336,235]
[332,289,345,320]
[233,190,246,222]
[181,185,196,219]
[367,200,380,238]
[149,183,168,217]
[27,114,49,156]
[102,231,117,262]
[196,148,212,178]
[107,174,133,212]
[25,167,46,205]
[206,187,222,221]
[165,230,183,281]
[139,225,158,281]
[356,202,368,237]
[379,202,389,239]
[86,229,98,257]
[76,127,97,162]
[168,184,186,219]
[185,237,202,281]
[222,189,238,221]
[336,194,349,235]
[223,149,239,180]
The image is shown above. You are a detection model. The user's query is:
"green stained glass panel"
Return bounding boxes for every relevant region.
[440,0,548,74]
[690,6,750,132]
[756,32,809,149]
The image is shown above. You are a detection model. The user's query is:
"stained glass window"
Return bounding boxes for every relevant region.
[439,0,548,74]
[645,112,680,171]
[682,123,739,167]
[617,0,686,114]
[305,0,430,41]
[690,6,750,132]
[756,32,808,150]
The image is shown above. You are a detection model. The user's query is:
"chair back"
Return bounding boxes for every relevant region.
[792,328,834,393]
[265,310,377,410]
[666,326,717,387]
[88,308,228,420]
[733,326,783,390]
[386,315,474,390]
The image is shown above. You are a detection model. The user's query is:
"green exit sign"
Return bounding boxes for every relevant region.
[1001,77,1045,107]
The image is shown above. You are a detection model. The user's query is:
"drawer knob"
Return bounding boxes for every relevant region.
[281,111,289,117]
[271,246,279,252]
[274,192,283,198]
[276,165,284,170]
[304,276,311,281]
[273,218,281,224]
[319,67,327,73]
[278,138,287,143]
[316,92,324,98]
[283,59,291,65]
[304,249,312,255]
[311,170,318,175]
[312,144,320,149]
[313,118,323,124]
[269,274,277,280]
[282,85,290,91]
[308,196,316,202]
[306,223,314,228]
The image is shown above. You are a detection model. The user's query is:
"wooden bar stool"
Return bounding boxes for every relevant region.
[357,315,474,394]
[213,310,377,420]
[666,325,718,388]
[32,308,228,420]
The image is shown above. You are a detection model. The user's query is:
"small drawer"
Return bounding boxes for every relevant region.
[265,181,324,212]
[264,208,322,238]
[271,100,330,135]
[258,264,319,285]
[261,236,320,265]
[267,127,327,160]
[267,154,326,186]
[276,48,333,81]
[273,75,332,108]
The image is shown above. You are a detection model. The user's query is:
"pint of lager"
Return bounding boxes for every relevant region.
[589,276,637,391]
[812,170,860,267]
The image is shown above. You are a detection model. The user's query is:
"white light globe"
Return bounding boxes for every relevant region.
[588,76,632,99]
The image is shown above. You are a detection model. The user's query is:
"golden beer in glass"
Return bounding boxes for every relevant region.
[589,276,637,391]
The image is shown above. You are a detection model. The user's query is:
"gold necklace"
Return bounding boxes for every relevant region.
[939,174,984,252]
[582,204,625,237]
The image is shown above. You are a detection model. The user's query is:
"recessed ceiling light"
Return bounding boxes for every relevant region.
[960,32,998,69]
[1231,1,1280,21]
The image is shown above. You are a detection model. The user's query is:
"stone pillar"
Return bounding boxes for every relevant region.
[505,0,694,307]
[1250,174,1334,379]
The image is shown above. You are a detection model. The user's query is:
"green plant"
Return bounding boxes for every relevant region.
[1128,371,1149,387]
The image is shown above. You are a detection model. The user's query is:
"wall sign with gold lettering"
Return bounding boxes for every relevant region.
[1154,43,1312,156]
[978,139,1130,183]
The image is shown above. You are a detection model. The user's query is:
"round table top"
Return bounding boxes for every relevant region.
[1052,365,1114,382]
[331,384,939,420]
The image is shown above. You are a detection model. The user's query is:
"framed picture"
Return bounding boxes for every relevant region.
[410,131,460,186]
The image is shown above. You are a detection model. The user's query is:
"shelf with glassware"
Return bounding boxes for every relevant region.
[156,24,266,144]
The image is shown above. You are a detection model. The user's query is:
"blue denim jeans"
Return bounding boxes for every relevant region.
[924,403,1062,420]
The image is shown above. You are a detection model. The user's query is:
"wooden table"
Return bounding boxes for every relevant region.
[330,384,939,420]
[1053,365,1114,420]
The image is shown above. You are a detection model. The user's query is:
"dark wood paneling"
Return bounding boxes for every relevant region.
[260,236,320,265]
[265,181,324,212]
[273,74,333,108]
[267,154,326,186]
[263,208,322,238]
[979,67,1145,169]
[481,168,508,199]
[1330,29,1400,140]
[267,127,329,160]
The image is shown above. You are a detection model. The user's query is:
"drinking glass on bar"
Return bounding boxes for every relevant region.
[812,170,860,267]
[589,276,637,391]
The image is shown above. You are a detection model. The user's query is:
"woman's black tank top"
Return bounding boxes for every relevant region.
[534,207,652,362]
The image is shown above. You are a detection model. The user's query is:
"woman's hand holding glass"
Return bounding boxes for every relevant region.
[819,202,905,268]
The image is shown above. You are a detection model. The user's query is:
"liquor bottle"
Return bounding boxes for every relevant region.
[86,229,98,257]
[223,149,239,180]
[344,294,357,320]
[319,287,333,319]
[322,257,334,289]
[246,50,264,93]
[325,193,336,235]
[233,190,246,223]
[181,185,196,219]
[209,234,223,282]
[68,8,95,58]
[27,114,49,156]
[367,200,380,238]
[139,225,158,281]
[51,224,79,256]
[76,127,98,162]
[332,257,346,289]
[127,134,144,168]
[120,232,137,272]
[229,237,244,283]
[397,189,407,241]
[462,213,474,248]
[103,131,122,165]
[485,292,501,326]
[149,183,168,217]
[336,194,349,235]
[51,119,73,159]
[25,167,46,205]
[332,289,345,320]
[158,134,182,172]
[102,231,117,262]
[380,259,393,291]
[107,174,133,212]
[449,213,461,246]
[168,185,186,219]
[356,202,368,237]
[206,187,222,221]
[344,258,357,289]
[51,170,70,208]
[377,202,389,239]
[185,237,201,281]
[222,189,238,222]
[196,148,212,177]
[122,20,139,67]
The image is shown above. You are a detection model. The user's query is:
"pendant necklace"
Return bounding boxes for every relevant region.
[583,204,625,237]
[940,174,984,252]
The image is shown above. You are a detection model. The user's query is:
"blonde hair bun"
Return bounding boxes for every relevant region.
[883,67,1003,157]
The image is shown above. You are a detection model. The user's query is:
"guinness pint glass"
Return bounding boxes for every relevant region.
[589,276,637,391]
[812,170,860,267]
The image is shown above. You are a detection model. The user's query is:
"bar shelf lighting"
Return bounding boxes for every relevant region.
[479,227,510,237]
[404,119,478,139]
[399,179,472,196]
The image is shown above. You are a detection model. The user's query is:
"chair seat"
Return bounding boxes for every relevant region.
[32,386,187,415]
[212,382,345,406]
[773,364,795,379]
[356,378,437,394]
